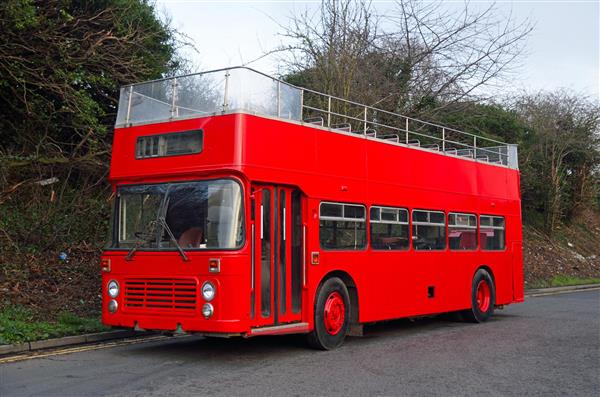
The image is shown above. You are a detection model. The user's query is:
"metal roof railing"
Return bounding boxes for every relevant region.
[115,66,518,169]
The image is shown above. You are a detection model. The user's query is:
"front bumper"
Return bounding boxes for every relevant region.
[102,311,248,335]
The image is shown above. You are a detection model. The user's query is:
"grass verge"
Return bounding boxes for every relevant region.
[0,306,108,345]
[528,275,600,289]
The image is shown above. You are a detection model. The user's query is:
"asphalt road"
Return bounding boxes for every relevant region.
[1,290,599,397]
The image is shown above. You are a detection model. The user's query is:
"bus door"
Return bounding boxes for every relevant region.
[251,185,303,327]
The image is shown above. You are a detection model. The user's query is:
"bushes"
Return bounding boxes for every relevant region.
[515,91,600,233]
[0,0,185,321]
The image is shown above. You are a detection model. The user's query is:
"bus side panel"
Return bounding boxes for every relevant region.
[510,171,525,303]
[482,252,512,306]
[512,241,525,302]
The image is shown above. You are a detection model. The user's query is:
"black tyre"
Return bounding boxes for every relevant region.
[307,277,350,350]
[461,269,495,323]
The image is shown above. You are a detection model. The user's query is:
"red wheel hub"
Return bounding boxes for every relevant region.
[323,291,345,335]
[476,280,491,312]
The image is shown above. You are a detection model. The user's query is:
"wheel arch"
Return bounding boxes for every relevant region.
[475,264,496,284]
[316,270,360,326]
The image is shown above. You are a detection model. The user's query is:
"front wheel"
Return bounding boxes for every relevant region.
[307,277,350,350]
[462,269,496,323]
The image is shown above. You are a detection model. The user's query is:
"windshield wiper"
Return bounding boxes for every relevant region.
[125,220,158,261]
[124,185,189,262]
[155,188,189,262]
[157,216,189,262]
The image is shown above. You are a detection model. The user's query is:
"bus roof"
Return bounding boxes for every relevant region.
[115,66,518,169]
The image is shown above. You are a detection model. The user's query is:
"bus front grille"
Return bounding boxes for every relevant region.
[123,278,198,313]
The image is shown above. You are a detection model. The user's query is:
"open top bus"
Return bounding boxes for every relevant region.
[102,66,523,349]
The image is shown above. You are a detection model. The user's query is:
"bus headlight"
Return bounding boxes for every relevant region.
[202,303,214,319]
[108,299,118,313]
[107,280,119,298]
[202,281,215,301]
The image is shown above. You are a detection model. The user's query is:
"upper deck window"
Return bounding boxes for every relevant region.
[480,215,505,250]
[412,210,446,250]
[320,202,366,250]
[370,206,409,250]
[136,130,203,159]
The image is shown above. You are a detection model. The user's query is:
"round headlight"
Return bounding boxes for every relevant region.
[108,299,118,313]
[202,303,214,319]
[108,280,119,298]
[202,281,216,301]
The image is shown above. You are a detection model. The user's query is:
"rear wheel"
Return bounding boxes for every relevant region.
[462,269,495,323]
[307,277,350,350]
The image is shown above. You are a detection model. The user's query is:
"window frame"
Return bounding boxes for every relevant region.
[369,205,410,251]
[448,212,478,251]
[107,177,245,252]
[479,214,506,251]
[135,129,203,160]
[411,209,447,251]
[319,201,367,251]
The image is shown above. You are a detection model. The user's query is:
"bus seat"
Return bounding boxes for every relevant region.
[479,232,487,249]
[459,231,476,250]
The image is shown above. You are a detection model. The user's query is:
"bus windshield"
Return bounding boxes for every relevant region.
[111,179,244,250]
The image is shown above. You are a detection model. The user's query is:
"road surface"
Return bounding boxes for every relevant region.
[1,290,599,396]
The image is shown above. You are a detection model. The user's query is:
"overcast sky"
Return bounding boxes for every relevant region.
[157,0,600,101]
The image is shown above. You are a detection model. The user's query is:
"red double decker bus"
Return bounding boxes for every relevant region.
[101,67,523,349]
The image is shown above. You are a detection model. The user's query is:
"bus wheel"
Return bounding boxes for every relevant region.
[307,277,350,350]
[462,269,496,323]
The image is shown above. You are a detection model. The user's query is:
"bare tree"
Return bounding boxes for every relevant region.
[277,0,533,118]
[379,0,533,114]
[278,0,377,101]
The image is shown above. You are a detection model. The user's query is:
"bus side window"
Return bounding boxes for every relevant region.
[448,212,477,250]
[319,202,366,250]
[370,206,409,250]
[480,215,505,250]
[412,210,446,250]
